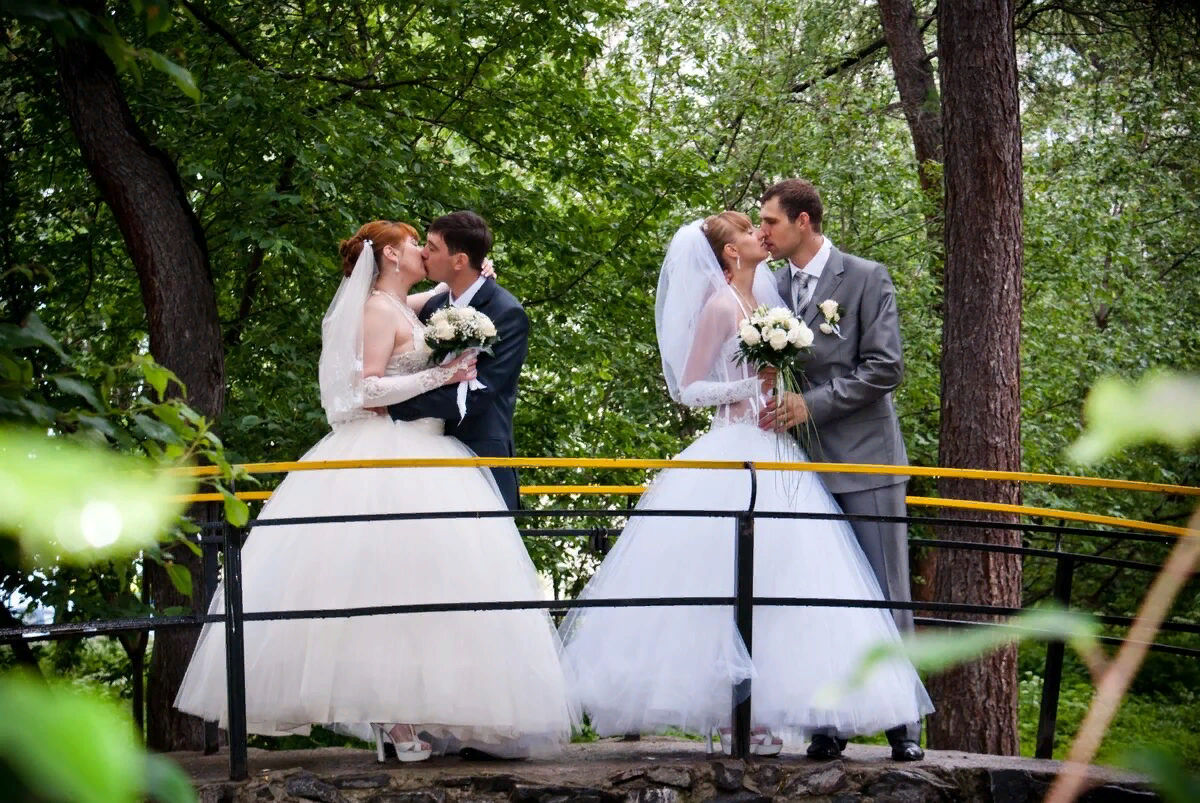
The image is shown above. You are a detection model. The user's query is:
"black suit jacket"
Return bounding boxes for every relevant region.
[387,278,529,510]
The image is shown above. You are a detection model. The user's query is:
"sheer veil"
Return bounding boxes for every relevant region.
[319,241,376,425]
[654,219,787,402]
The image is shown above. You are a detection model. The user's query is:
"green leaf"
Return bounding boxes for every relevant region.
[144,753,197,803]
[221,487,249,527]
[14,313,68,360]
[75,413,118,439]
[0,671,195,803]
[132,412,176,443]
[1069,372,1200,464]
[136,357,172,400]
[0,426,192,564]
[1123,747,1200,803]
[164,561,193,597]
[152,403,189,435]
[144,49,201,102]
[52,376,105,412]
[814,607,1100,707]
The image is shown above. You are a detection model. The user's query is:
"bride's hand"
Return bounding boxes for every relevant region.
[481,257,496,279]
[447,353,478,384]
[757,365,778,393]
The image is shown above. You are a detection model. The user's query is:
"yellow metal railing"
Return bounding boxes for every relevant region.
[172,457,1199,539]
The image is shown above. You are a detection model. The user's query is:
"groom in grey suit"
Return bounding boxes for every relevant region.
[758,178,924,762]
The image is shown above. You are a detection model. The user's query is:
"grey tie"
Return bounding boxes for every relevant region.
[794,272,815,313]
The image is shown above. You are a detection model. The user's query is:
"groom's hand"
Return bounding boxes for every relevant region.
[759,391,809,431]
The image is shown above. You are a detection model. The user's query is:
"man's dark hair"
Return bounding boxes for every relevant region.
[761,179,823,233]
[428,210,493,271]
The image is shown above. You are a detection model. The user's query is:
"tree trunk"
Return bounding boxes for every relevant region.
[927,0,1024,756]
[56,20,224,751]
[878,0,943,206]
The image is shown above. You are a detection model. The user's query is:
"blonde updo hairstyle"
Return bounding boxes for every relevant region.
[702,211,753,280]
[338,220,421,277]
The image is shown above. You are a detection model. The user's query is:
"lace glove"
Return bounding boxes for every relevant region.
[678,377,761,409]
[361,363,457,407]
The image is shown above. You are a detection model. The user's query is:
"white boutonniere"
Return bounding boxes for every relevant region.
[817,299,846,339]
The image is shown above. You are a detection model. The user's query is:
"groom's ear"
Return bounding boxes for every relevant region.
[450,250,471,273]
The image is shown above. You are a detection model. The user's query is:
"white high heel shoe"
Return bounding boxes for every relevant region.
[705,725,782,757]
[706,727,732,756]
[371,723,433,763]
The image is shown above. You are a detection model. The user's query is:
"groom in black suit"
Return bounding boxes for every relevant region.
[388,211,529,511]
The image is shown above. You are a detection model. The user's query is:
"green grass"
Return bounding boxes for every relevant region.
[1018,671,1200,770]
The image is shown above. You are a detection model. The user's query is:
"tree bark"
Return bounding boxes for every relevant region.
[56,20,223,751]
[878,0,943,205]
[927,0,1025,755]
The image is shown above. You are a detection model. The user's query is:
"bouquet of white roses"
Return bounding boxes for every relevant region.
[423,306,499,420]
[735,304,814,408]
[423,306,499,363]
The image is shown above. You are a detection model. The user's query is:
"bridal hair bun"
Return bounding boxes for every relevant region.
[702,211,753,270]
[338,234,369,276]
[338,220,421,277]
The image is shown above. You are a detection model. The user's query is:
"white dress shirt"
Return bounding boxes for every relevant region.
[450,275,488,308]
[789,236,832,310]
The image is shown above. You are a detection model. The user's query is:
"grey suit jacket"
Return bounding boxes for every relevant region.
[777,247,909,494]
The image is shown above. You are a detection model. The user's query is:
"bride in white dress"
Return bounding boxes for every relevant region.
[175,220,576,761]
[560,214,932,753]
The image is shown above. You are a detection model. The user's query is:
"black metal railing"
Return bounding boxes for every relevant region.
[3,464,1198,781]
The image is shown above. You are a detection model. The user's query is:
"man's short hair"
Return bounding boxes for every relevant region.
[428,210,493,272]
[761,179,823,233]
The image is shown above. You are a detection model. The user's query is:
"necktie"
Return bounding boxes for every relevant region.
[794,272,815,313]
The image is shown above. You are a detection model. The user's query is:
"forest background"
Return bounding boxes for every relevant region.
[2,0,1198,771]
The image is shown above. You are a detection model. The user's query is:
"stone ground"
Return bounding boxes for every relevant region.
[175,736,1160,803]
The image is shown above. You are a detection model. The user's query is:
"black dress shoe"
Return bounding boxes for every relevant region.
[458,747,527,761]
[890,739,924,761]
[806,733,843,760]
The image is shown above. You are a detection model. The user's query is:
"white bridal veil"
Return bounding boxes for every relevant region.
[654,219,787,402]
[318,240,376,426]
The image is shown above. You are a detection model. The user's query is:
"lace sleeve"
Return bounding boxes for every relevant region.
[361,362,457,407]
[679,376,760,408]
[676,294,760,409]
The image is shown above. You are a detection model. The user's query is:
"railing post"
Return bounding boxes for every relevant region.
[1035,552,1075,759]
[732,462,757,760]
[222,487,249,781]
[202,502,221,756]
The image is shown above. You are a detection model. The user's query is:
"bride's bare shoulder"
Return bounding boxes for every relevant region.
[364,292,405,318]
[699,289,743,322]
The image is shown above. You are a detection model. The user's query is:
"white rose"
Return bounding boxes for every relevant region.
[767,307,790,324]
[480,319,497,338]
[740,324,761,346]
[818,299,840,320]
[819,322,834,335]
[794,323,815,347]
[767,329,789,351]
[433,321,456,340]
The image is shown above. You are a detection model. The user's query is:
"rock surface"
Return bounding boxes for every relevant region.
[176,737,1159,803]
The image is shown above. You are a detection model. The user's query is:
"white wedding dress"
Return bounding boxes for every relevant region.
[560,285,933,741]
[175,297,576,755]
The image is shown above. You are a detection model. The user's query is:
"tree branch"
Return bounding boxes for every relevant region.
[181,0,441,91]
[790,34,889,93]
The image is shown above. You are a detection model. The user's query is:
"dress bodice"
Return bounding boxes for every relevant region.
[711,334,765,429]
[384,325,433,378]
[681,288,767,430]
[327,292,444,432]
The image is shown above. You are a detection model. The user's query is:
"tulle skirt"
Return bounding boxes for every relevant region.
[174,415,576,755]
[560,423,932,741]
